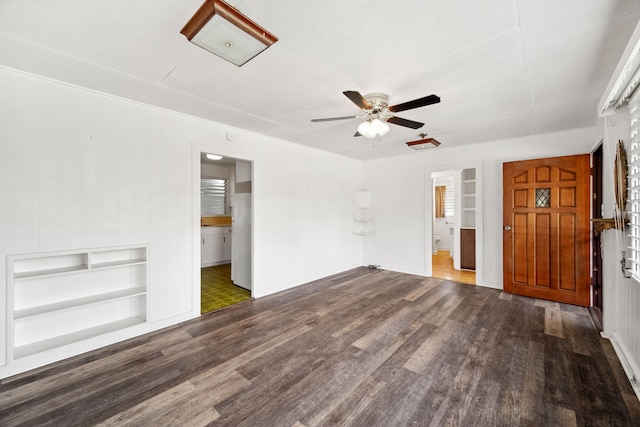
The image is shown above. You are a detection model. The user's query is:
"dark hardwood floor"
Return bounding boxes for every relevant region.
[1,268,639,426]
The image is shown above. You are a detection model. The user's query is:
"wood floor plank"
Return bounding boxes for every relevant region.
[316,376,388,426]
[352,306,421,350]
[403,318,467,374]
[0,267,638,426]
[536,300,564,338]
[561,310,600,356]
[403,277,441,301]
[427,328,490,426]
[0,328,191,409]
[96,380,199,426]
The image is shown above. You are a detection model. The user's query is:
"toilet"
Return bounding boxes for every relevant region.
[434,235,441,253]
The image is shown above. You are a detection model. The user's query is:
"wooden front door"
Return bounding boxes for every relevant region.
[503,154,590,306]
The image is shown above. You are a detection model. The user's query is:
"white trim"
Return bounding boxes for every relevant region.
[0,311,197,379]
[253,263,361,298]
[599,20,640,115]
[610,332,640,402]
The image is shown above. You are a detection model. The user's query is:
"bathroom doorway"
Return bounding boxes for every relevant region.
[429,166,480,285]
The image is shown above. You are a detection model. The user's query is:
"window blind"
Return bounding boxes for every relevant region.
[444,185,454,217]
[201,178,227,216]
[628,95,640,280]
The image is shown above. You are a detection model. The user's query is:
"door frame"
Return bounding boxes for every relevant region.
[591,142,604,311]
[191,141,255,316]
[425,161,484,286]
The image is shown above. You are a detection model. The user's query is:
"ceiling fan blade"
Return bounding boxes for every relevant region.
[387,116,425,129]
[388,94,440,113]
[311,115,358,122]
[343,91,372,110]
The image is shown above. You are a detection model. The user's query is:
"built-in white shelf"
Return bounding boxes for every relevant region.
[462,169,476,228]
[14,287,146,320]
[354,191,374,235]
[91,259,146,270]
[14,265,87,280]
[7,245,149,361]
[14,317,145,359]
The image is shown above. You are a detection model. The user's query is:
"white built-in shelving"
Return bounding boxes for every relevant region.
[7,245,148,360]
[462,168,477,228]
[354,191,374,235]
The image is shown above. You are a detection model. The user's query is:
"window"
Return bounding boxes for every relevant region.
[628,94,640,280]
[201,178,227,215]
[444,185,454,217]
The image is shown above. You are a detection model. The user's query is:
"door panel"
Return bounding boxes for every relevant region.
[503,154,590,306]
[535,213,550,287]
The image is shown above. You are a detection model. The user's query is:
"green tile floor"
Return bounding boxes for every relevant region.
[201,263,251,313]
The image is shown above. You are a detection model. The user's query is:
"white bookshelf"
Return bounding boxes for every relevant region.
[7,245,148,360]
[462,169,476,228]
[354,191,374,235]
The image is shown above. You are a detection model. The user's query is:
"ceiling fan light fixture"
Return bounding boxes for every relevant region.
[371,119,390,136]
[357,120,374,138]
[180,0,278,67]
[358,118,390,138]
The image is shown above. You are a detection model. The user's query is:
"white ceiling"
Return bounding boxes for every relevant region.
[1,0,639,160]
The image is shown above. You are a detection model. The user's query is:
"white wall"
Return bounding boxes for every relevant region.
[594,18,640,399]
[597,111,640,398]
[0,67,363,377]
[363,128,597,287]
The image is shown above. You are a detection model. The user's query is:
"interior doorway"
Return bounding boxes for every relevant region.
[199,152,252,313]
[427,163,482,285]
[591,143,604,312]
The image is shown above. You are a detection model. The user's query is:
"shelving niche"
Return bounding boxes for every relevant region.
[354,191,374,235]
[462,168,476,228]
[460,168,476,271]
[7,245,148,360]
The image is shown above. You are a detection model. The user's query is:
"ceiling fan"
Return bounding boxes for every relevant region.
[311,91,440,138]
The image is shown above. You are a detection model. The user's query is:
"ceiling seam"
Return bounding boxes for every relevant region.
[514,0,537,134]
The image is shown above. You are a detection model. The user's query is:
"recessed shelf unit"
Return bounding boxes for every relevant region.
[354,191,374,235]
[461,169,477,228]
[7,245,148,360]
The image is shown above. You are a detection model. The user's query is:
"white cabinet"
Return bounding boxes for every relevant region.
[222,229,232,261]
[7,245,148,360]
[201,227,232,267]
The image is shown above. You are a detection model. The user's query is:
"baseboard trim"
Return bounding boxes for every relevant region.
[609,332,640,402]
[253,263,361,298]
[0,311,198,380]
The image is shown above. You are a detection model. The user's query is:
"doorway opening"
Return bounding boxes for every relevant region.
[427,163,482,285]
[590,143,604,327]
[199,152,252,314]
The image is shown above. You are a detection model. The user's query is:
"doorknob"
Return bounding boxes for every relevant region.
[504,226,511,231]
